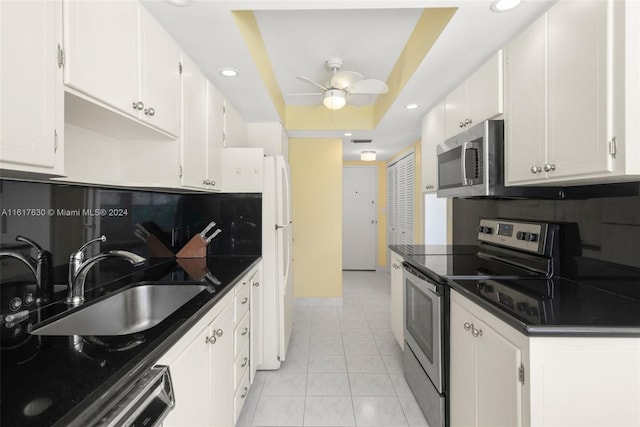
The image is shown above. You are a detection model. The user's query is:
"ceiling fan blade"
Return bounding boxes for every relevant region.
[297,76,328,91]
[331,70,363,90]
[350,79,389,94]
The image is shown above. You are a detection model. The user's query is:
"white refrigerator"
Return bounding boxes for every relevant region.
[258,155,294,370]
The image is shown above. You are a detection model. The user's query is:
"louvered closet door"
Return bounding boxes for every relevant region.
[387,152,415,248]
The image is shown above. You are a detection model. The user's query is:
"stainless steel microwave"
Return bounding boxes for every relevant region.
[436,119,503,198]
[436,120,561,199]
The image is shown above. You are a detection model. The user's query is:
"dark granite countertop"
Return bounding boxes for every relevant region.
[396,246,640,337]
[0,255,261,427]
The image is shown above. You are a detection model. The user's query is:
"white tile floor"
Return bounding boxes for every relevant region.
[237,270,430,427]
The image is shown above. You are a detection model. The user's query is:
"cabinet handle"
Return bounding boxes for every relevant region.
[530,166,542,174]
[206,336,216,345]
[459,121,465,128]
[241,387,248,398]
[214,328,224,338]
[253,281,260,287]
[241,297,248,305]
[241,357,248,368]
[210,180,216,186]
[465,118,472,126]
[132,101,144,111]
[463,322,471,331]
[543,163,556,172]
[144,107,155,117]
[471,326,483,338]
[241,327,249,336]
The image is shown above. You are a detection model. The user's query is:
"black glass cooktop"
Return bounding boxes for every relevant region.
[404,252,544,281]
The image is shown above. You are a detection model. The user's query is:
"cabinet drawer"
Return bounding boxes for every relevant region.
[234,311,250,357]
[234,369,250,424]
[234,340,249,390]
[235,284,250,323]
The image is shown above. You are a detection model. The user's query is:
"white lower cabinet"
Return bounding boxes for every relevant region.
[158,262,261,427]
[450,290,525,427]
[389,251,404,348]
[159,292,234,427]
[451,289,640,427]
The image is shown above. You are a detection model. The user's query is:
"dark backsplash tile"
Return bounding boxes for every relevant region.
[0,180,261,287]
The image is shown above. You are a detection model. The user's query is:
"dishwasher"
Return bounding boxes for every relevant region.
[94,365,175,427]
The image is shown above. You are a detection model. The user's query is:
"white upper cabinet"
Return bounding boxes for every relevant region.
[138,8,181,136]
[421,101,445,193]
[180,55,208,190]
[63,1,138,118]
[0,0,64,176]
[505,0,640,186]
[63,1,180,138]
[504,15,548,185]
[207,82,225,191]
[223,101,248,148]
[444,51,503,140]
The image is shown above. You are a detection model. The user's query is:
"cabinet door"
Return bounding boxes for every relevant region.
[162,326,211,427]
[250,267,262,382]
[504,15,548,185]
[223,101,248,147]
[207,82,224,191]
[468,51,503,127]
[547,0,612,179]
[389,253,404,348]
[138,8,181,136]
[421,102,445,193]
[211,300,235,427]
[180,55,207,189]
[444,81,468,140]
[63,0,138,117]
[1,0,62,173]
[476,319,523,427]
[450,299,478,427]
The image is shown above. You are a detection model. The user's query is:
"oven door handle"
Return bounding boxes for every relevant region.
[402,262,439,295]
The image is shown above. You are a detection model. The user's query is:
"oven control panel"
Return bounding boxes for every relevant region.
[477,218,549,255]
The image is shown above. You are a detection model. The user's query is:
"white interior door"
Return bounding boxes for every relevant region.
[342,166,377,270]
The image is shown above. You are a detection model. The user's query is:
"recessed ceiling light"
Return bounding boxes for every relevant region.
[405,104,419,110]
[164,0,193,6]
[490,0,521,12]
[344,132,353,137]
[220,68,239,77]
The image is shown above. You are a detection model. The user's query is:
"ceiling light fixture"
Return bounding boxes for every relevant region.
[344,132,353,137]
[361,151,376,161]
[490,0,521,12]
[323,89,346,110]
[219,68,239,77]
[405,104,419,110]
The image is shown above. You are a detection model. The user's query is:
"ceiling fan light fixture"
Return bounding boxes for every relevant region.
[323,89,346,110]
[361,151,376,161]
[405,104,419,110]
[490,0,521,12]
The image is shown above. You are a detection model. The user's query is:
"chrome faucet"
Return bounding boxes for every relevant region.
[67,235,145,306]
[0,236,53,302]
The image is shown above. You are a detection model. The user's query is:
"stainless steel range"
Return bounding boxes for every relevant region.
[401,218,579,427]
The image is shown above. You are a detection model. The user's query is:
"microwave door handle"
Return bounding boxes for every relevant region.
[461,142,470,186]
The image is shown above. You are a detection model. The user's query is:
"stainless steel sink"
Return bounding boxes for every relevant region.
[31,283,209,336]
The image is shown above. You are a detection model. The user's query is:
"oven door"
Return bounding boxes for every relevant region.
[402,262,443,392]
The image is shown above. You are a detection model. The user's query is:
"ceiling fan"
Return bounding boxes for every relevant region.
[288,58,389,110]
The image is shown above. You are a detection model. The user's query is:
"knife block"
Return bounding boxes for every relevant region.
[176,234,208,258]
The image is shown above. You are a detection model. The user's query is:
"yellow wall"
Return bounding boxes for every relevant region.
[290,138,343,297]
[343,161,387,267]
